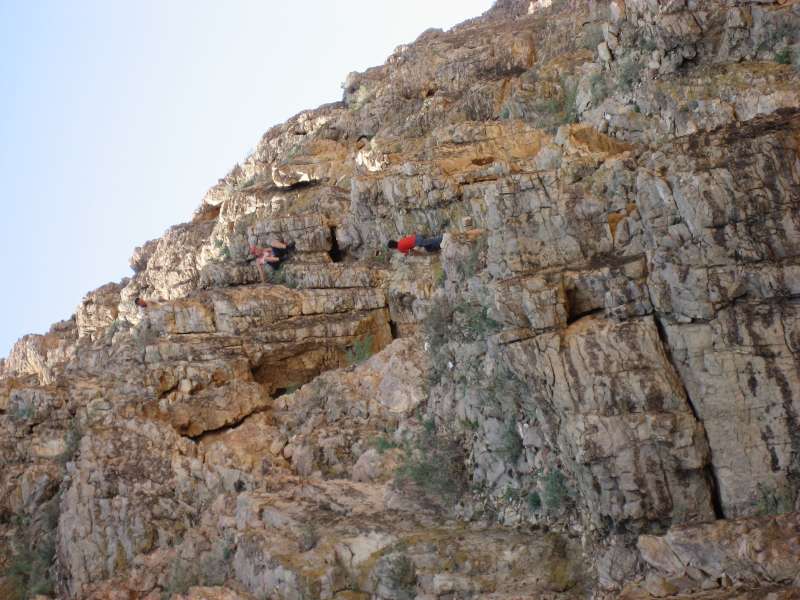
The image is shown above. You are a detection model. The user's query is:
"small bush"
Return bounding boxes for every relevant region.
[758,22,796,54]
[222,544,235,561]
[298,524,318,552]
[346,334,374,366]
[484,362,527,411]
[456,235,488,279]
[349,84,371,111]
[4,543,56,599]
[266,267,284,285]
[58,420,82,465]
[373,246,392,265]
[387,554,416,593]
[542,468,572,512]
[618,57,643,92]
[9,401,33,423]
[213,239,231,261]
[499,421,524,463]
[395,420,466,505]
[374,553,417,600]
[162,559,199,598]
[266,266,296,288]
[422,302,454,385]
[106,318,126,338]
[432,263,446,288]
[638,37,657,52]
[502,485,521,503]
[423,298,501,386]
[589,73,609,106]
[499,106,511,120]
[423,301,453,351]
[535,79,578,127]
[457,303,501,342]
[755,483,794,516]
[461,418,479,431]
[527,491,542,512]
[562,83,579,124]
[371,435,399,454]
[775,48,792,65]
[3,516,57,600]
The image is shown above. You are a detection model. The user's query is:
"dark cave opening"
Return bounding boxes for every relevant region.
[329,226,344,263]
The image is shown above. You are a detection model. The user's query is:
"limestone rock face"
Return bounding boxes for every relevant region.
[75,281,125,341]
[505,315,715,529]
[2,0,800,598]
[2,318,77,385]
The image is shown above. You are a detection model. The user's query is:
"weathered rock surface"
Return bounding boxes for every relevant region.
[2,0,800,598]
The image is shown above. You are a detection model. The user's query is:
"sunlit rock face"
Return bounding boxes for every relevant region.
[2,0,800,598]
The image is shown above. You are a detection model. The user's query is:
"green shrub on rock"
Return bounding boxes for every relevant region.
[395,419,466,505]
[775,48,792,64]
[3,513,57,600]
[527,491,543,512]
[422,298,500,385]
[755,483,794,516]
[618,57,644,92]
[346,334,374,366]
[499,421,524,463]
[542,468,572,513]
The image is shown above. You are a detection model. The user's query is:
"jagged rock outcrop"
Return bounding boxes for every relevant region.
[2,0,800,599]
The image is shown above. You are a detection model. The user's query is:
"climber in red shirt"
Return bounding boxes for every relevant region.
[387,234,443,255]
[134,297,161,309]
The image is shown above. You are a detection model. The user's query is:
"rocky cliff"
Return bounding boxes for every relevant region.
[2,1,800,599]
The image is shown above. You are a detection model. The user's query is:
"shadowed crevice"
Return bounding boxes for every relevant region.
[329,226,344,263]
[183,405,271,444]
[654,315,725,519]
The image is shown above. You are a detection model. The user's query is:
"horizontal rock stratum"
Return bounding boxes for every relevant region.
[2,1,800,599]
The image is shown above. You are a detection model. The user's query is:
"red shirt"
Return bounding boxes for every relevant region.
[397,235,417,254]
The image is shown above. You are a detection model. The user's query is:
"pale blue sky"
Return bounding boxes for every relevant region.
[0,0,492,357]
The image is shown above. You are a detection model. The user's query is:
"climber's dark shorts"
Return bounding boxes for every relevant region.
[267,245,291,269]
[415,234,443,252]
